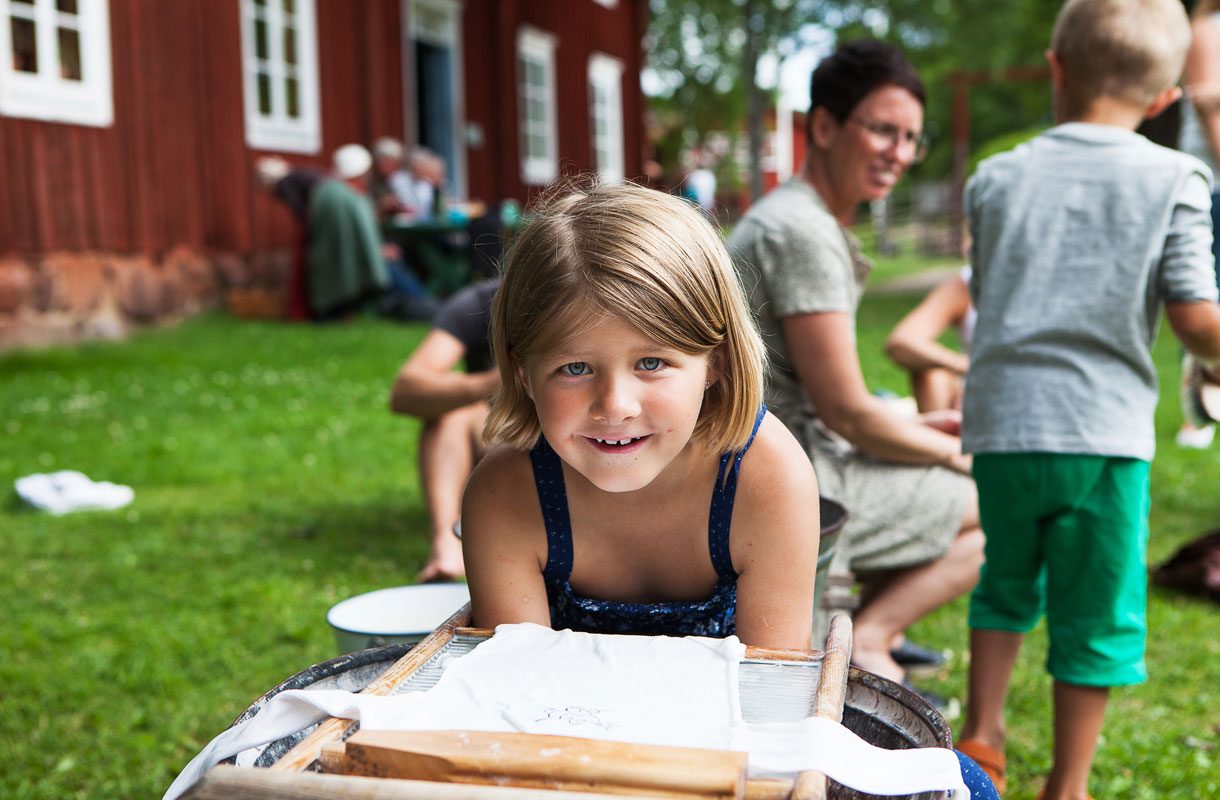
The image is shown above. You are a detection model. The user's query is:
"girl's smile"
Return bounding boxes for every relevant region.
[520,315,716,493]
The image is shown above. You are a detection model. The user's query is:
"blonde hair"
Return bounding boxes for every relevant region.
[1051,0,1190,117]
[486,180,766,454]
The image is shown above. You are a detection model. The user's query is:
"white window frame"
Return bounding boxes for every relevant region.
[239,0,321,154]
[516,25,557,186]
[588,52,623,182]
[0,0,113,127]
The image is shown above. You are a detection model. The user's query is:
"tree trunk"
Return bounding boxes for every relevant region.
[743,1,765,202]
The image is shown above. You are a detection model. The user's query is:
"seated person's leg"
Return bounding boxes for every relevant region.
[911,367,964,413]
[417,401,489,582]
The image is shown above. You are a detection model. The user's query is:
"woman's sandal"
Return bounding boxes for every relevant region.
[957,738,1007,795]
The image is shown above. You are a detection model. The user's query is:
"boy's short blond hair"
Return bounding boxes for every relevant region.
[1052,0,1189,116]
[486,180,766,454]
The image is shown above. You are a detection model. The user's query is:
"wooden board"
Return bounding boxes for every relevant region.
[330,730,747,800]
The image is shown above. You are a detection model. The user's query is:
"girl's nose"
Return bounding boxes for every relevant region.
[591,374,640,424]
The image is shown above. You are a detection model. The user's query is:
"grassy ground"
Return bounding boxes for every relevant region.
[2,275,1218,798]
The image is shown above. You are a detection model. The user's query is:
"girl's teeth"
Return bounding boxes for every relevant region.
[597,437,636,445]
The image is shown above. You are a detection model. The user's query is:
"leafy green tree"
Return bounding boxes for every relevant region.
[646,0,820,196]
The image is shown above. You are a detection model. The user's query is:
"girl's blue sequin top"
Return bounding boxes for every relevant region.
[528,406,766,638]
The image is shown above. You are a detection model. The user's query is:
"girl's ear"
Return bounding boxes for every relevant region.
[706,344,728,388]
[516,360,534,400]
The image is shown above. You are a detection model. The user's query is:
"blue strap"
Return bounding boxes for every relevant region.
[530,439,574,584]
[532,405,767,584]
[707,405,767,578]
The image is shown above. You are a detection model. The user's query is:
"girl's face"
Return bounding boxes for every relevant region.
[519,314,716,494]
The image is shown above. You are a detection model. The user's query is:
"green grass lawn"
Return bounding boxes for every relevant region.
[2,283,1218,798]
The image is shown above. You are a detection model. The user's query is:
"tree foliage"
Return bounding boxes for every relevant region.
[646,0,1067,184]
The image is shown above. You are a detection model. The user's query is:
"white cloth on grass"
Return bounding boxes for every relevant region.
[15,470,134,515]
[165,623,967,800]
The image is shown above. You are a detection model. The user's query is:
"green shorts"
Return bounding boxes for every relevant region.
[969,452,1149,687]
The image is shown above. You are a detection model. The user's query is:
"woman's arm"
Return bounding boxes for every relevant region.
[460,446,552,629]
[730,414,820,650]
[782,310,971,474]
[884,275,971,375]
[390,328,500,420]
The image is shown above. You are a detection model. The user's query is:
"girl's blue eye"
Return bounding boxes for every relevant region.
[638,357,663,371]
[560,362,589,376]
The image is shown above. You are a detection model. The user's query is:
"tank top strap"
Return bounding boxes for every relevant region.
[707,405,767,579]
[529,436,574,583]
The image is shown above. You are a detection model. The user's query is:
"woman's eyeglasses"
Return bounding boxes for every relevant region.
[847,117,930,164]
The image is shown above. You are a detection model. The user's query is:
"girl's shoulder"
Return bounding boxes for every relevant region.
[461,444,545,539]
[732,412,819,527]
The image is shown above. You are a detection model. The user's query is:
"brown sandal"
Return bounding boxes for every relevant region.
[957,738,1007,795]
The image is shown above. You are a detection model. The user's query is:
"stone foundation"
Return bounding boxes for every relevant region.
[0,246,292,352]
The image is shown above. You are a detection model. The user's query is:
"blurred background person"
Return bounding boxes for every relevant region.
[390,278,500,582]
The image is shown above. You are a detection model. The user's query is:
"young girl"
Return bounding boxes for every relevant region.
[460,181,820,650]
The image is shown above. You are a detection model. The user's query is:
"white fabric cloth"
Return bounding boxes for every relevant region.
[15,470,133,515]
[165,624,967,799]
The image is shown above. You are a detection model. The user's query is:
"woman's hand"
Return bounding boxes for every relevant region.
[918,408,962,436]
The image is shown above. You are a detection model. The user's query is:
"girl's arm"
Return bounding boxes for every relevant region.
[729,414,821,650]
[782,311,972,474]
[460,446,553,629]
[884,275,971,375]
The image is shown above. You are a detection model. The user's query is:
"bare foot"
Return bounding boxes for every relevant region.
[850,647,905,683]
[417,539,465,583]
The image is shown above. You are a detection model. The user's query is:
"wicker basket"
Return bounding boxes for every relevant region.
[224,287,285,319]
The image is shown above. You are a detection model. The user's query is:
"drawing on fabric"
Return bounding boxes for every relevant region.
[535,706,618,731]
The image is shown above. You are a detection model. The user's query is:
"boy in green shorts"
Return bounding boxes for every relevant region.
[957,1,1220,798]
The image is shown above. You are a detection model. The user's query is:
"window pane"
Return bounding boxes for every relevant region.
[57,26,81,80]
[283,0,295,13]
[257,72,272,114]
[56,0,78,13]
[285,76,299,118]
[283,25,296,65]
[10,16,37,72]
[254,18,268,60]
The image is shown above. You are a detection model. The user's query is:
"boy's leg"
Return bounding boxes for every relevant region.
[1043,681,1109,800]
[961,453,1051,790]
[960,628,1024,750]
[1042,457,1149,799]
[417,402,489,582]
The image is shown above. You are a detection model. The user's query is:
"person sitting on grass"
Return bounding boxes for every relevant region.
[390,278,500,582]
[885,266,974,413]
[956,1,1220,797]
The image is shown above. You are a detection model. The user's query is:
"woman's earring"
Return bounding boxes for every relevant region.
[705,381,711,390]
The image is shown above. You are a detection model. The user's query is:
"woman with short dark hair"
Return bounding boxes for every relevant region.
[728,39,983,687]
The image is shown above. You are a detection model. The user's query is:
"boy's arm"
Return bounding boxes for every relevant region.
[1185,15,1220,166]
[1167,300,1220,375]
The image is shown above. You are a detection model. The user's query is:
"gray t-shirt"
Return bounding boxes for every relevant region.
[963,123,1219,460]
[727,178,873,427]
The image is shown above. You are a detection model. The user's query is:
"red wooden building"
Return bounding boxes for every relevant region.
[0,0,647,349]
